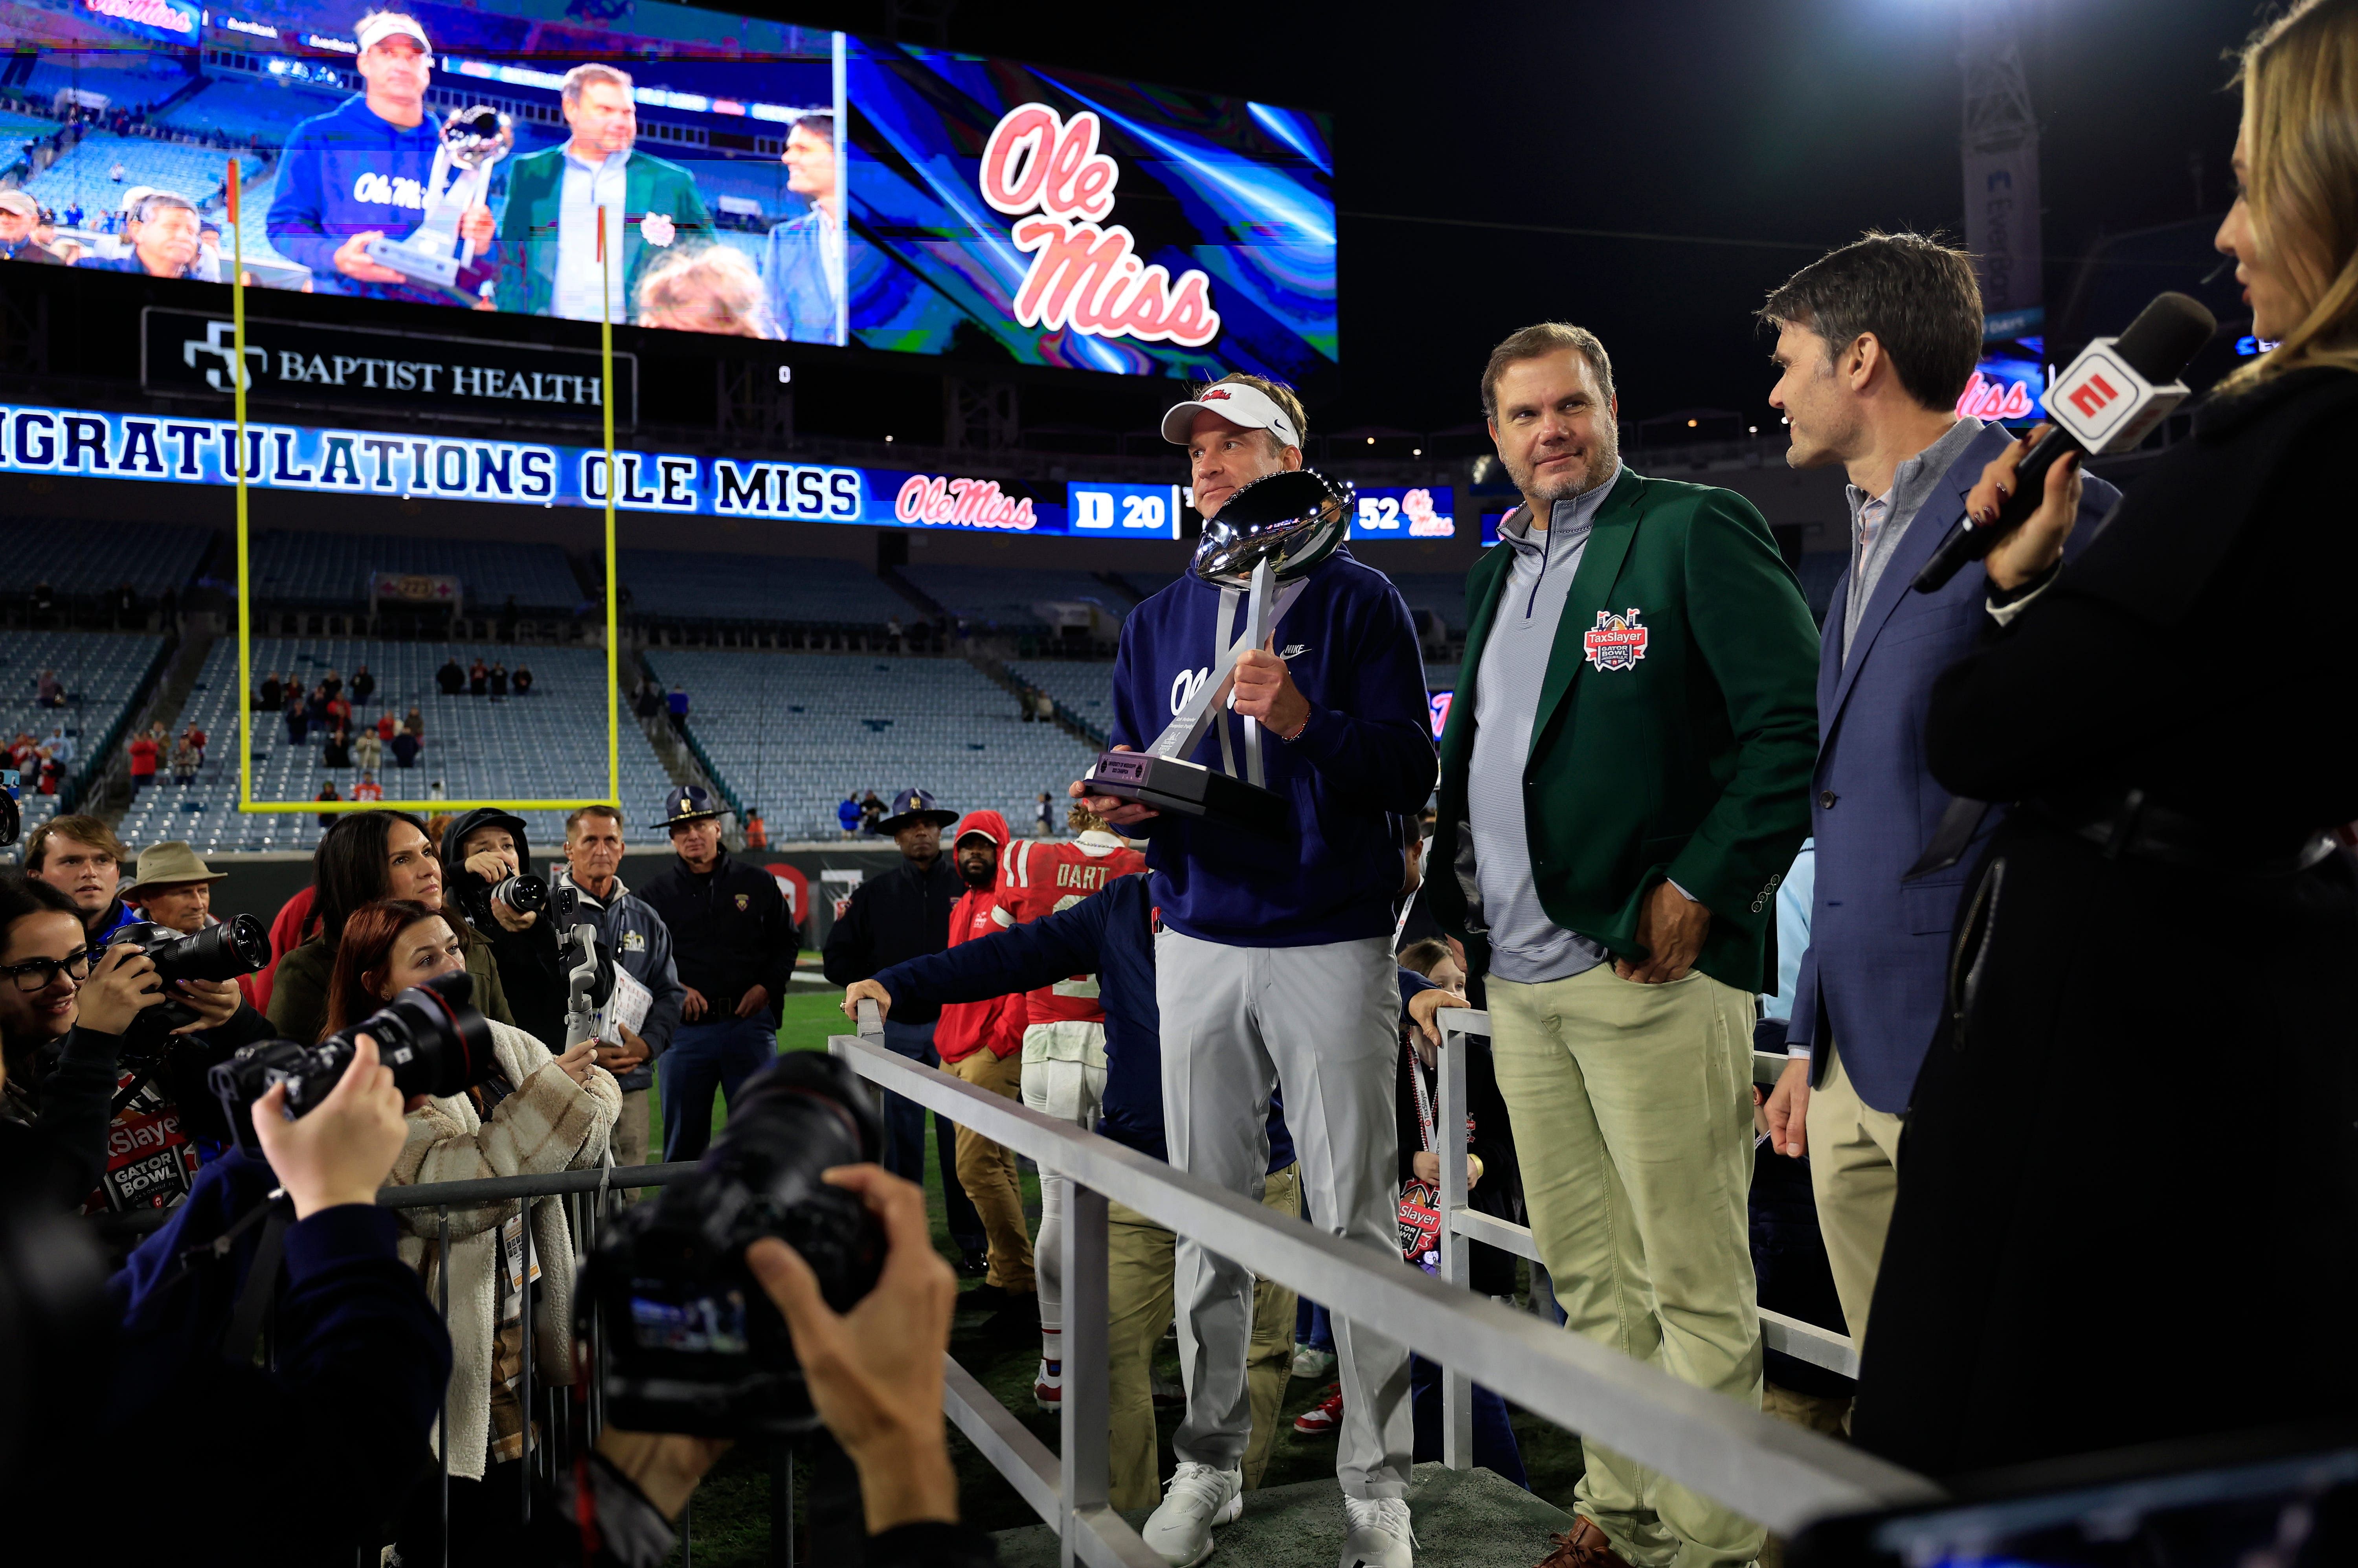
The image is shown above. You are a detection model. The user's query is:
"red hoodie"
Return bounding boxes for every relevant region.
[933,810,1024,1064]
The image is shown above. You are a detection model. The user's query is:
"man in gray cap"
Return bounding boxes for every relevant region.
[638,785,793,1160]
[0,191,63,265]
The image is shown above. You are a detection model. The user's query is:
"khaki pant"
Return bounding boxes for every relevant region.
[1106,1163,1300,1511]
[943,1048,1036,1293]
[1803,1043,1904,1347]
[1489,965,1765,1568]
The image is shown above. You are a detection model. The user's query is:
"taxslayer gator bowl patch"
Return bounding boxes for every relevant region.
[1583,609,1649,671]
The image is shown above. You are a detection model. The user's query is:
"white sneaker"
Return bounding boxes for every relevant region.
[1141,1462,1242,1568]
[1338,1496,1415,1568]
[1291,1342,1335,1379]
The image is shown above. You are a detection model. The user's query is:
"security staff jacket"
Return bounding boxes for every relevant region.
[821,852,962,1026]
[637,848,792,1025]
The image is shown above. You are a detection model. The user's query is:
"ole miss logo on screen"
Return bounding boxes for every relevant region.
[980,103,1222,349]
[1584,609,1649,672]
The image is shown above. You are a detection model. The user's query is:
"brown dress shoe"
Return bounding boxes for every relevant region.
[1533,1517,1635,1568]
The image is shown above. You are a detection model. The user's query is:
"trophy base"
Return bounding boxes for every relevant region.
[1091,751,1288,837]
[362,237,493,304]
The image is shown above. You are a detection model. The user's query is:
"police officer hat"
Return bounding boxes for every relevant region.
[876,787,958,835]
[660,785,724,830]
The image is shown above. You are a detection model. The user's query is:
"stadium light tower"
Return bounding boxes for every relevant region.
[1959,0,2044,342]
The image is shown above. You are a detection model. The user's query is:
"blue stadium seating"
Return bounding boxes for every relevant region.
[1384,572,1472,635]
[114,639,678,855]
[249,531,583,611]
[899,566,1131,633]
[1795,552,1846,623]
[22,131,257,215]
[645,650,1096,841]
[618,551,915,626]
[0,520,210,597]
[155,77,340,144]
[0,632,165,859]
[1004,661,1116,731]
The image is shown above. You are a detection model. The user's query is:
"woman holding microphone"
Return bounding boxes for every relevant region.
[1855,0,2358,1478]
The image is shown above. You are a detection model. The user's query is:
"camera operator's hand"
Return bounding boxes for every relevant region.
[1071,745,1160,826]
[733,983,770,1021]
[680,985,709,1023]
[747,1165,959,1535]
[839,979,893,1025]
[76,944,165,1036]
[253,1033,409,1219]
[593,1023,649,1075]
[488,897,538,934]
[550,1037,597,1089]
[168,977,243,1036]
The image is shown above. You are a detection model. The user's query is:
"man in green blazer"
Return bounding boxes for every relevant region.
[494,63,714,323]
[1430,323,1818,1568]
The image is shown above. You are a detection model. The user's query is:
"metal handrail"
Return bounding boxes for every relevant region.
[827,1003,1941,1566]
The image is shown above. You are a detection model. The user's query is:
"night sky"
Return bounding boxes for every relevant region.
[749,0,2267,438]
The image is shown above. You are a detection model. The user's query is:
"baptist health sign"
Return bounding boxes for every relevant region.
[0,402,1094,534]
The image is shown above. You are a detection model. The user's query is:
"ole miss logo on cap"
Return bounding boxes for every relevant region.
[1201,388,1232,402]
[1583,609,1649,672]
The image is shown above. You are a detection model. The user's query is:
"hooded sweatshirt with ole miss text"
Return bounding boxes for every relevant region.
[267,93,497,303]
[934,811,1024,1065]
[1107,547,1436,947]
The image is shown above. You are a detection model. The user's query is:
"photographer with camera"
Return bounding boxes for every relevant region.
[553,805,683,1173]
[441,808,569,1051]
[268,811,516,1050]
[322,897,616,1557]
[97,1031,454,1565]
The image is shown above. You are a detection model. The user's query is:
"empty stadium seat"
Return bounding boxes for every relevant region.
[0,632,165,861]
[619,551,915,627]
[1384,572,1473,636]
[154,77,340,145]
[1004,661,1117,728]
[114,639,677,856]
[645,650,1097,841]
[0,520,209,598]
[249,531,583,611]
[900,565,1131,634]
[22,130,257,216]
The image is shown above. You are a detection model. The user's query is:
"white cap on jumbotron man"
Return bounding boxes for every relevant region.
[1158,381,1301,450]
[356,11,431,53]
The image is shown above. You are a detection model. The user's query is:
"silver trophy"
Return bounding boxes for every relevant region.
[363,105,513,300]
[1089,468,1353,836]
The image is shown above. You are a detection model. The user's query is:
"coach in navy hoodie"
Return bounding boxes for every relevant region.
[266,11,495,304]
[1077,374,1432,1567]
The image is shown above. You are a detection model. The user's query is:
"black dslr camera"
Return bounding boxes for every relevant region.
[488,872,547,917]
[111,916,270,1039]
[583,1052,885,1437]
[208,969,495,1155]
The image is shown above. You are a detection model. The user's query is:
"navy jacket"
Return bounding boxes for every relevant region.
[1107,547,1435,947]
[874,872,1295,1169]
[106,1151,452,1561]
[640,848,793,1023]
[1787,425,2118,1111]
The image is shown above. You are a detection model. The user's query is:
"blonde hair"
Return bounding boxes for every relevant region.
[2220,0,2358,392]
[635,244,774,338]
[1199,371,1308,455]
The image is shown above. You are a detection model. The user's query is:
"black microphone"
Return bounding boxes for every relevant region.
[1912,291,2217,593]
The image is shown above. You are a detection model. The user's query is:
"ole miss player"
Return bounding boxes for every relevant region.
[990,805,1144,1407]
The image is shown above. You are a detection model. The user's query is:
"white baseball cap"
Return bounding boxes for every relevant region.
[1160,381,1301,450]
[356,12,431,53]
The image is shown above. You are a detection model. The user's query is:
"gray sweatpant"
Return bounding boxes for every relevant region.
[1154,927,1413,1501]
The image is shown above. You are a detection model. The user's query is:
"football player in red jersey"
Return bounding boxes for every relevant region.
[990,804,1146,1408]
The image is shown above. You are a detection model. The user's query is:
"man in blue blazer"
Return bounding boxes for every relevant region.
[1757,233,2119,1349]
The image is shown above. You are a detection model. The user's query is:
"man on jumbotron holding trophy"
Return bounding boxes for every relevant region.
[1074,372,1435,1568]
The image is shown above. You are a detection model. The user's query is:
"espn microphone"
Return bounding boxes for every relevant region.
[1911,291,2217,594]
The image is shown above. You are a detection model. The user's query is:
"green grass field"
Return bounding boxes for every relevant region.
[641,991,1585,1564]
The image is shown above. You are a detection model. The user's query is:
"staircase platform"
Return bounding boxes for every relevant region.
[993,1462,1570,1568]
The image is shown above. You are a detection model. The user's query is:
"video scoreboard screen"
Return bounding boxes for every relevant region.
[1,0,1337,378]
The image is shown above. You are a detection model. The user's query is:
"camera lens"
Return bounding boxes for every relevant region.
[492,873,547,915]
[142,913,271,985]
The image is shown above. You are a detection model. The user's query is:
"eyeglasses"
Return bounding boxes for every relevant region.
[2,948,92,992]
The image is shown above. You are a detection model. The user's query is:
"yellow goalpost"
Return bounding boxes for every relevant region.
[231,167,623,817]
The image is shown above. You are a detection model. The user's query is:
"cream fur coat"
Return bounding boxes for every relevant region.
[389,1019,619,1480]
